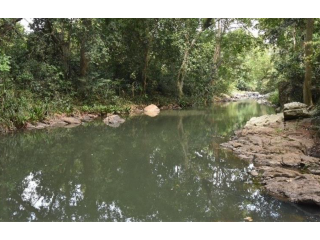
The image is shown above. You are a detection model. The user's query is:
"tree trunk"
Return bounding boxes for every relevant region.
[61,41,71,79]
[176,19,213,98]
[79,19,92,79]
[211,19,222,85]
[303,18,314,106]
[176,44,192,98]
[80,39,89,78]
[292,26,297,51]
[142,42,151,94]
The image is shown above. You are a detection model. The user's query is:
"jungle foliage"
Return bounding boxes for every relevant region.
[0,18,319,129]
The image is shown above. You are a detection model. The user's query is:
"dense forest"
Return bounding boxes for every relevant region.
[0,18,319,130]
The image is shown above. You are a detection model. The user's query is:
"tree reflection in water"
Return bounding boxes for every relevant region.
[1,101,320,222]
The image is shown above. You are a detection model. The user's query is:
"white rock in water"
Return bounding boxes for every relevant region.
[144,104,160,117]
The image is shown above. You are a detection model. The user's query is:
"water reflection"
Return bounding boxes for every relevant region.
[0,101,319,221]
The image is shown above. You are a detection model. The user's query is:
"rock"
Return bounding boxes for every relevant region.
[264,174,320,206]
[160,104,182,110]
[103,114,125,127]
[81,114,98,122]
[144,104,160,117]
[221,111,320,206]
[283,102,312,120]
[32,122,49,129]
[250,170,259,177]
[259,166,301,179]
[220,93,231,102]
[0,125,6,133]
[244,113,283,128]
[49,120,68,128]
[25,122,36,130]
[129,105,145,116]
[284,102,308,110]
[61,117,81,125]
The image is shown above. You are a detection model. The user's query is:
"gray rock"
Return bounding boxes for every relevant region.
[49,120,68,128]
[284,102,308,110]
[61,117,82,125]
[283,102,312,120]
[264,174,320,206]
[34,122,49,129]
[250,170,259,177]
[103,114,125,127]
[81,114,98,122]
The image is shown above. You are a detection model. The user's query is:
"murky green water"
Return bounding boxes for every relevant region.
[1,101,320,222]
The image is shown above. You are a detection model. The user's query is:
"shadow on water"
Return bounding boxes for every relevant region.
[0,100,319,221]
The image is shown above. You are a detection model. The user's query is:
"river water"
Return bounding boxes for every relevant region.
[1,101,320,221]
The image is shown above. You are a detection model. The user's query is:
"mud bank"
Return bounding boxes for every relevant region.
[221,113,320,206]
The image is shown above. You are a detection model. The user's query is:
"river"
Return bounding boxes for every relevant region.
[1,101,319,221]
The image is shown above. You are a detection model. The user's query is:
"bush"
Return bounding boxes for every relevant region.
[268,90,279,106]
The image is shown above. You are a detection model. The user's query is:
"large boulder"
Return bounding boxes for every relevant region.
[144,104,160,117]
[103,114,125,127]
[283,102,312,120]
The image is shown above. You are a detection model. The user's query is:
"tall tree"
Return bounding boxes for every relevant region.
[176,18,212,98]
[303,18,314,106]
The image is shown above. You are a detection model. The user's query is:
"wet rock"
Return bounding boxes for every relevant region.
[250,170,259,177]
[244,217,253,222]
[128,105,145,116]
[259,166,301,179]
[264,174,320,206]
[34,122,49,129]
[49,120,68,128]
[61,117,81,125]
[81,114,98,122]
[0,125,5,133]
[25,122,36,130]
[221,111,320,206]
[160,104,182,110]
[103,114,125,127]
[144,104,160,117]
[283,102,312,120]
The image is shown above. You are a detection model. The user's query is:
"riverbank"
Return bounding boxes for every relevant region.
[0,102,182,134]
[221,113,320,206]
[214,91,276,107]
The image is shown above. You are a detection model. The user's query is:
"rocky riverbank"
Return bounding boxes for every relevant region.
[25,113,99,130]
[214,91,275,107]
[221,110,320,206]
[0,103,172,133]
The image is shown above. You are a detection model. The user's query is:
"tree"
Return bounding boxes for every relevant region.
[303,18,314,106]
[176,18,212,98]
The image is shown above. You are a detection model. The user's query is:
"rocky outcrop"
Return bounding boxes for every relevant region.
[221,113,320,206]
[214,91,274,106]
[129,105,145,116]
[160,104,182,110]
[283,102,312,120]
[103,114,125,127]
[261,167,320,206]
[144,104,160,117]
[61,117,82,125]
[24,113,99,131]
